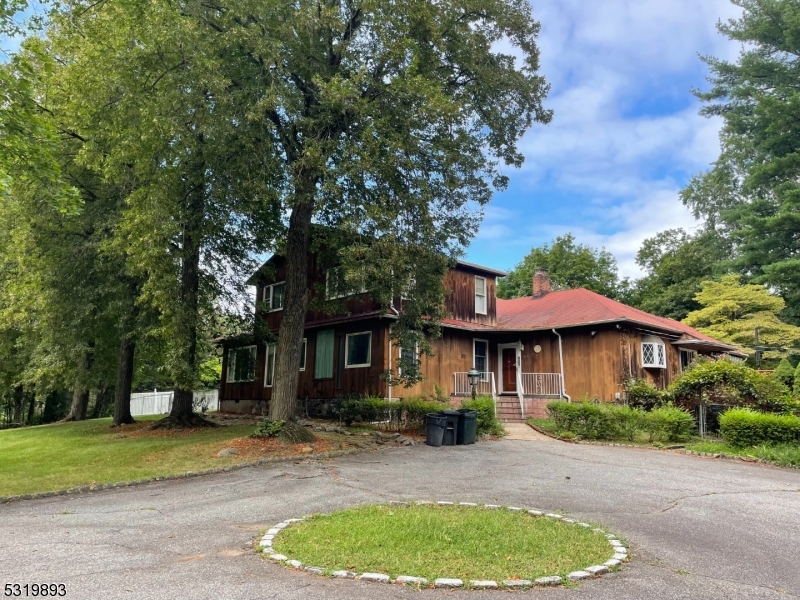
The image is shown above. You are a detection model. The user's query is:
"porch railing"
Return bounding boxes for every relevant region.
[520,373,563,397]
[453,372,497,398]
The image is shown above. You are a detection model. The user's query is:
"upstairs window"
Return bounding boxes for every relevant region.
[641,337,666,369]
[326,266,367,300]
[227,346,257,383]
[345,331,372,368]
[263,282,285,312]
[475,276,487,315]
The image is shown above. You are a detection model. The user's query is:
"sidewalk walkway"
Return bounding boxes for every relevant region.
[503,422,554,441]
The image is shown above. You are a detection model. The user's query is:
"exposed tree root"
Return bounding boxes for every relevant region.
[277,419,316,444]
[148,413,217,430]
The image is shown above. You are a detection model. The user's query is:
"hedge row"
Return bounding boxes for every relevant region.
[719,408,800,447]
[546,401,695,443]
[337,395,503,436]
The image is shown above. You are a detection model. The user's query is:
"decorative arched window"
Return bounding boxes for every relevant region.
[641,335,666,369]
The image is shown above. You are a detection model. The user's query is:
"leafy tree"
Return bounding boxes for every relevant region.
[628,228,733,320]
[683,275,800,360]
[771,358,794,388]
[37,0,283,426]
[683,0,800,324]
[497,234,622,299]
[794,361,800,394]
[206,0,552,424]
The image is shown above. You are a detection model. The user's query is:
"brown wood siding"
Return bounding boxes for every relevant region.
[256,254,383,333]
[391,329,487,399]
[443,268,496,325]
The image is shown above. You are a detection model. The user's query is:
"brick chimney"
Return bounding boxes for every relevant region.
[533,268,551,297]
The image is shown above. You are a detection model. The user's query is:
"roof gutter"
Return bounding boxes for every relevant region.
[552,328,571,402]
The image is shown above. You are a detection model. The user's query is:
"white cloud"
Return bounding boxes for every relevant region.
[469,0,743,280]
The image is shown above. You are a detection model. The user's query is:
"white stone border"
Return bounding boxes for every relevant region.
[258,501,629,589]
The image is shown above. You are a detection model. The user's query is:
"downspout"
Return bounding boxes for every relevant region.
[552,329,571,402]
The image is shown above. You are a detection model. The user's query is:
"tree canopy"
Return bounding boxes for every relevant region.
[683,275,800,360]
[682,0,800,324]
[627,228,733,321]
[497,234,622,299]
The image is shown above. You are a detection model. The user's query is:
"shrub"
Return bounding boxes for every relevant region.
[795,362,800,395]
[623,378,664,410]
[643,405,695,443]
[669,358,791,413]
[337,397,388,426]
[771,359,795,389]
[546,401,617,440]
[384,398,446,431]
[460,395,504,436]
[719,408,800,447]
[605,405,647,441]
[253,419,285,438]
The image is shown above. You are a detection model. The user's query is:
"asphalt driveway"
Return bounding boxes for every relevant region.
[1,438,799,600]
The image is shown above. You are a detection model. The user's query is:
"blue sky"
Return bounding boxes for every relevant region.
[465,0,744,279]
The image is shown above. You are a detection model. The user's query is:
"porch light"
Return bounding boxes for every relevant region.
[467,368,481,399]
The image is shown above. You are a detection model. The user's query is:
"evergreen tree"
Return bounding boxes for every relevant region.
[771,358,795,388]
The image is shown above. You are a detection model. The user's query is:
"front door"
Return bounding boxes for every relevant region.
[502,348,517,393]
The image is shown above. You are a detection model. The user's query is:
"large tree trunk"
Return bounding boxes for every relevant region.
[63,353,90,422]
[154,163,213,429]
[269,198,315,422]
[12,385,24,423]
[111,336,136,426]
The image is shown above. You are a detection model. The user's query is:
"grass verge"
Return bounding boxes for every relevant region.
[530,417,800,469]
[272,504,613,583]
[0,416,352,496]
[685,440,800,468]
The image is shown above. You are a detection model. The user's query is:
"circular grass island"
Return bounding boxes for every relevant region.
[262,502,628,589]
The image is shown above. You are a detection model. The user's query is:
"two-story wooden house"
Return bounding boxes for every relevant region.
[219,254,745,421]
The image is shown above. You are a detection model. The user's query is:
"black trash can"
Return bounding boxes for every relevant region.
[440,410,461,446]
[457,409,477,445]
[425,413,447,447]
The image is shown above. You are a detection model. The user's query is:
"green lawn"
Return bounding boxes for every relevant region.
[685,440,800,468]
[273,504,615,583]
[0,416,264,496]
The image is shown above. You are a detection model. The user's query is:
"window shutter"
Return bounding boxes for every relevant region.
[314,329,335,379]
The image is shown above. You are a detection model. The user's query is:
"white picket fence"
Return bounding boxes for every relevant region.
[130,389,219,416]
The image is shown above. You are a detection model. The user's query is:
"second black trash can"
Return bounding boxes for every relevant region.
[425,413,447,447]
[457,409,477,445]
[440,409,461,446]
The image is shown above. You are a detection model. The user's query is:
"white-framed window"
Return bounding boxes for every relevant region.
[398,342,419,376]
[299,338,307,371]
[263,282,286,312]
[326,266,367,300]
[473,338,489,382]
[475,276,487,315]
[264,343,277,386]
[227,345,257,383]
[400,278,416,300]
[679,349,696,372]
[345,331,372,368]
[641,337,666,369]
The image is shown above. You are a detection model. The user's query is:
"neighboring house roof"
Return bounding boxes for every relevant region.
[493,288,746,357]
[455,260,508,277]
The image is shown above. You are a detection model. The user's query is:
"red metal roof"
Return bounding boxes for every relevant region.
[495,288,736,347]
